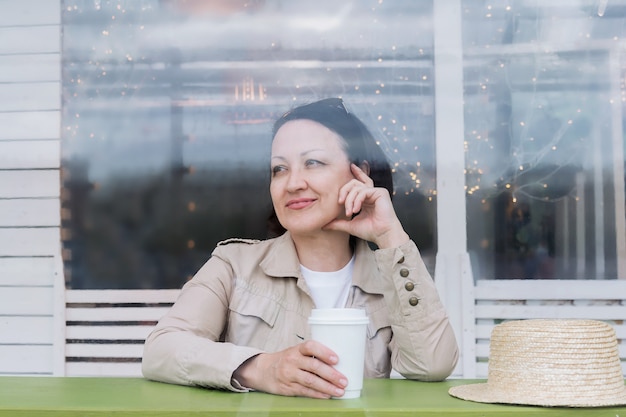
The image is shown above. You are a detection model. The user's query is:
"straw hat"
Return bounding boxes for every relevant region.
[449,319,626,407]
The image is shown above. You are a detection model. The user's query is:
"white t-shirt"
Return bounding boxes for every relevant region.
[300,255,355,309]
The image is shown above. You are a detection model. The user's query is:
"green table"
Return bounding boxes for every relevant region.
[0,377,624,416]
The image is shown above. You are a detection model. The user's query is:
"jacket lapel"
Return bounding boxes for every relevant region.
[260,233,385,296]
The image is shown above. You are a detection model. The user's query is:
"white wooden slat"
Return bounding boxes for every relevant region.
[66,344,145,358]
[65,289,180,304]
[0,83,60,112]
[0,198,60,227]
[0,287,53,315]
[0,141,60,169]
[0,170,60,198]
[0,112,61,141]
[65,307,171,322]
[66,325,155,340]
[475,280,626,300]
[0,227,60,256]
[0,0,61,26]
[65,362,142,377]
[0,345,52,374]
[0,256,57,286]
[0,54,61,83]
[475,304,626,320]
[0,316,54,344]
[0,27,59,55]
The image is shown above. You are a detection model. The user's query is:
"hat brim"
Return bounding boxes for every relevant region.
[449,382,626,408]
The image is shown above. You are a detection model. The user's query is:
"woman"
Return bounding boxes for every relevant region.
[142,98,459,399]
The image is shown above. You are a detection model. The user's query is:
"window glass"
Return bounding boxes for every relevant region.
[61,0,437,288]
[463,1,626,279]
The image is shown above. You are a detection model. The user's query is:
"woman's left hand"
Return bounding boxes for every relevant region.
[323,164,409,249]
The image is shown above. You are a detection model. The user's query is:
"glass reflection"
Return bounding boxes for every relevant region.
[61,0,437,288]
[61,0,626,288]
[463,1,625,279]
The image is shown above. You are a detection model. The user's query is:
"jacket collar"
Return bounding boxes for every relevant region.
[259,232,385,295]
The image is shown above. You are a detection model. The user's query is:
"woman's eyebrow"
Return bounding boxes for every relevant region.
[271,149,325,161]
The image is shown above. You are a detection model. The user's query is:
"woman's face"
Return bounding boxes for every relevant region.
[270,119,354,236]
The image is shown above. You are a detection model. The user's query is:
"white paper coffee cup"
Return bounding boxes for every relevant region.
[308,308,369,399]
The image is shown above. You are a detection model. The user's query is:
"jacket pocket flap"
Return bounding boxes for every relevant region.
[229,284,280,327]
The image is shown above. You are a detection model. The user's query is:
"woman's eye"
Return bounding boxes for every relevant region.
[271,165,286,176]
[305,159,324,167]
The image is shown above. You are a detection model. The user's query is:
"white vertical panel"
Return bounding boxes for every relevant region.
[433,0,467,377]
[0,112,61,140]
[0,228,61,256]
[593,124,605,277]
[0,83,61,111]
[0,199,60,227]
[0,170,60,198]
[609,49,626,279]
[0,141,60,169]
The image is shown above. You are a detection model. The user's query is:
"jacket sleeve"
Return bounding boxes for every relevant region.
[141,255,263,392]
[374,240,459,381]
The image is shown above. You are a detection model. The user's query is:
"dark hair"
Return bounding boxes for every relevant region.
[267,98,393,236]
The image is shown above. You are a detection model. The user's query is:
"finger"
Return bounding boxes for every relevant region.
[338,180,372,214]
[337,178,362,204]
[299,341,347,387]
[300,357,347,394]
[296,342,347,397]
[299,340,338,365]
[344,186,375,216]
[351,163,374,186]
[293,368,344,399]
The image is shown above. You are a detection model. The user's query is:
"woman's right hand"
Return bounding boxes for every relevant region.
[232,340,348,398]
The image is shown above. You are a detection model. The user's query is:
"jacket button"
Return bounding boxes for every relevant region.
[405,281,415,291]
[409,297,419,306]
[398,256,405,264]
[400,268,409,277]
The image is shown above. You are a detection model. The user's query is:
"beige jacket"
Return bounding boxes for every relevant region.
[142,232,459,391]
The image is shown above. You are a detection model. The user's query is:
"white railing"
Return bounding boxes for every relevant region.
[467,279,626,378]
[63,289,180,376]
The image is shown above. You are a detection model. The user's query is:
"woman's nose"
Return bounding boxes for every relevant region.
[286,169,307,192]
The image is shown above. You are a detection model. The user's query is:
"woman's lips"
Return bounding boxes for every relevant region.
[286,198,316,210]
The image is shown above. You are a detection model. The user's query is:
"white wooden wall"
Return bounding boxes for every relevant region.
[0,0,64,375]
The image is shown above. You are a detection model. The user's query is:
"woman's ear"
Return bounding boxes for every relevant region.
[359,160,371,176]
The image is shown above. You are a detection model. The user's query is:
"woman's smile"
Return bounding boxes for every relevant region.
[286,198,317,210]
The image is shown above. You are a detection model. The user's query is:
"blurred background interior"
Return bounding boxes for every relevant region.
[60,0,626,288]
